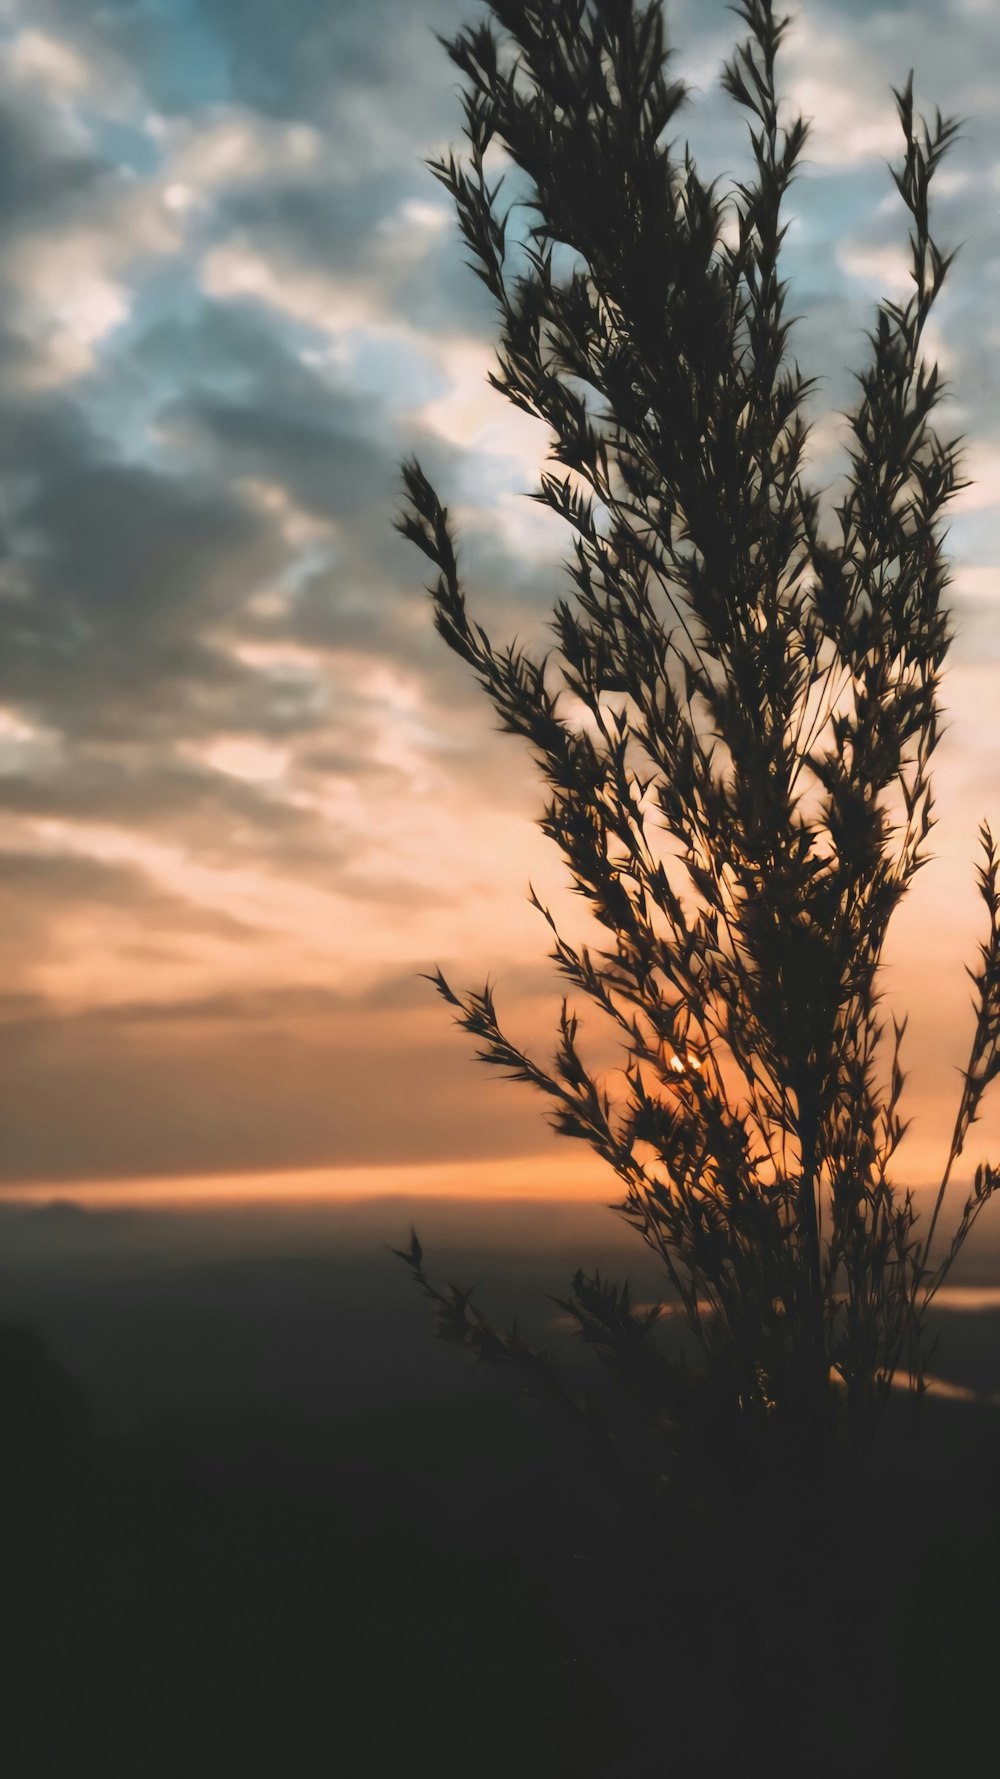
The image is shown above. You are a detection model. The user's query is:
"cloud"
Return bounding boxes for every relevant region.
[0,431,290,739]
[782,19,902,170]
[0,962,566,1182]
[164,110,325,189]
[0,48,180,386]
[8,29,93,97]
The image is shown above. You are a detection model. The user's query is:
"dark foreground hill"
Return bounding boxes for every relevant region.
[1,1195,999,1777]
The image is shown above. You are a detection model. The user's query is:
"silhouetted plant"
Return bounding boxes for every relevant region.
[396,0,998,1475]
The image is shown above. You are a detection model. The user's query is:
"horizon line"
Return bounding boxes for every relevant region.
[0,1154,945,1208]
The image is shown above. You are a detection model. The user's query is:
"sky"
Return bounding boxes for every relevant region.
[3,0,1000,1198]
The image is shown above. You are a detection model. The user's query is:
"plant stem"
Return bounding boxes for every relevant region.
[797,1091,825,1405]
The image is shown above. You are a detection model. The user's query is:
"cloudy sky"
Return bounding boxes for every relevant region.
[3,0,1000,1195]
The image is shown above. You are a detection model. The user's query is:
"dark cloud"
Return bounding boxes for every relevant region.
[0,93,107,232]
[1,450,284,741]
[0,848,252,934]
[195,0,478,123]
[0,753,337,859]
[205,173,498,343]
[23,0,481,127]
[124,297,556,709]
[0,959,553,1030]
[214,173,418,270]
[165,379,391,526]
[0,354,359,755]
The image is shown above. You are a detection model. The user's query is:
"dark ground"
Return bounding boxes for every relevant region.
[2,1193,1000,1778]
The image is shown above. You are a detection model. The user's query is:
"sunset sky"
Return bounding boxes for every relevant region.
[4,0,1000,1199]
